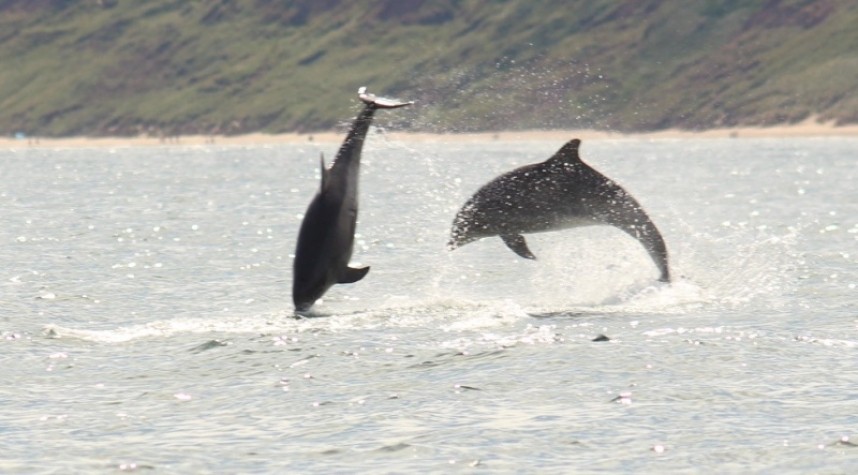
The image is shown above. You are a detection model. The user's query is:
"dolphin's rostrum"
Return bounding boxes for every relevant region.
[448,139,671,282]
[292,88,413,312]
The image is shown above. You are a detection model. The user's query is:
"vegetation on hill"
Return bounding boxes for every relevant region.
[1,0,857,136]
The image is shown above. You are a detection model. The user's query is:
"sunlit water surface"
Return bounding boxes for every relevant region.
[1,137,856,473]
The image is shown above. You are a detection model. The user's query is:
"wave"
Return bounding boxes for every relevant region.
[41,277,707,344]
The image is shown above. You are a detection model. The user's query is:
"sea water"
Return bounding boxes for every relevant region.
[0,137,856,473]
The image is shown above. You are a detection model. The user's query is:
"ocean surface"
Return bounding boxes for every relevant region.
[1,136,856,473]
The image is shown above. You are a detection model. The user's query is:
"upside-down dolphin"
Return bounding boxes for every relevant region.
[448,139,671,282]
[292,88,412,311]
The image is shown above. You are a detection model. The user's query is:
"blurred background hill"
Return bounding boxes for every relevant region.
[1,0,857,137]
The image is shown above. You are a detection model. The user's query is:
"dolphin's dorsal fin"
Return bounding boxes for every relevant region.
[500,234,537,260]
[338,266,370,284]
[548,139,583,165]
[319,152,329,190]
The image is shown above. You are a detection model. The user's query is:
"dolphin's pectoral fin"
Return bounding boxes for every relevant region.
[501,234,537,260]
[338,266,370,284]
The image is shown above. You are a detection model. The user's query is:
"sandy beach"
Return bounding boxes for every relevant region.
[2,117,857,149]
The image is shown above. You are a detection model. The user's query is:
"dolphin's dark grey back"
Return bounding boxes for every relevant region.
[329,105,378,180]
[549,141,670,282]
[572,164,671,283]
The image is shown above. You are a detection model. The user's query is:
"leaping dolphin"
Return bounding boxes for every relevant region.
[292,88,413,311]
[448,139,671,282]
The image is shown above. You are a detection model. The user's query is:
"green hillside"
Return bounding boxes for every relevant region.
[1,0,857,136]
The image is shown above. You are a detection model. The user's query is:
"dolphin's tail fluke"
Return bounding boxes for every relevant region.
[358,87,413,109]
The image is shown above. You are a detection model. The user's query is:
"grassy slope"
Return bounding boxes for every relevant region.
[0,0,857,136]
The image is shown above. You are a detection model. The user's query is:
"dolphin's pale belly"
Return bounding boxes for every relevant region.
[475,201,598,236]
[518,214,598,234]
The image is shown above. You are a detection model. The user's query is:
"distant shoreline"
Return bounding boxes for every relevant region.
[3,118,857,149]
